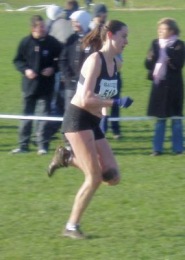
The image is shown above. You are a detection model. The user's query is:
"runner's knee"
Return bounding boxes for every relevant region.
[102,168,120,185]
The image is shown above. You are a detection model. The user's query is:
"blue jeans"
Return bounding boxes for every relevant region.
[153,119,183,153]
[19,95,52,150]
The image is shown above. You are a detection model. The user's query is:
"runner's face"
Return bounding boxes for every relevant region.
[111,26,128,54]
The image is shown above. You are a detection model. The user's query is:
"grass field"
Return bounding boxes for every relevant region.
[0,1,185,260]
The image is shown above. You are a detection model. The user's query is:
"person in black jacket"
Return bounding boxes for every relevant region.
[60,10,91,112]
[11,15,62,155]
[145,18,185,155]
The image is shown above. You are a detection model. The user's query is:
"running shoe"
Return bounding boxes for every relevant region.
[47,146,71,177]
[63,228,86,239]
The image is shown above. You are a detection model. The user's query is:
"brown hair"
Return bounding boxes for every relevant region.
[82,24,103,52]
[82,20,127,52]
[158,17,180,35]
[66,0,79,11]
[30,15,44,27]
[101,20,127,42]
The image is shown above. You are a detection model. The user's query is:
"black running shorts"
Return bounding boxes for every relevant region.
[62,104,105,140]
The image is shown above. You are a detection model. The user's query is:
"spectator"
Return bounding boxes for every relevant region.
[45,4,74,139]
[45,2,80,140]
[89,3,108,30]
[145,18,185,155]
[46,4,63,23]
[85,0,93,10]
[11,15,62,155]
[63,0,79,20]
[46,3,75,45]
[60,10,91,112]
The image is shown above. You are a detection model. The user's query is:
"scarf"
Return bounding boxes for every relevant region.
[153,35,178,85]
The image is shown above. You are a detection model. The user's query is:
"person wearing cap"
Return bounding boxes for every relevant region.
[60,10,91,113]
[46,5,63,23]
[45,2,79,139]
[89,3,108,30]
[46,5,73,41]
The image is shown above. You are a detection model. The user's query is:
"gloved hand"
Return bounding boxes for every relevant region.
[113,97,133,108]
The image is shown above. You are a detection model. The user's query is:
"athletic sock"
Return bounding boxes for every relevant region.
[66,223,79,231]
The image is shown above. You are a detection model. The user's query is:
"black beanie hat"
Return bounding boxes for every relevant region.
[93,4,107,17]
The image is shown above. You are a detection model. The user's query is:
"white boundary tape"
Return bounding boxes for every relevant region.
[0,3,86,12]
[0,3,51,12]
[0,3,182,12]
[0,114,184,122]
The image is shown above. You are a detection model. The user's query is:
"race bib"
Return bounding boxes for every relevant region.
[99,79,118,98]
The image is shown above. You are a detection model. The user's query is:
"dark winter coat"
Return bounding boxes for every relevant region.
[13,34,62,97]
[60,33,86,90]
[145,39,185,117]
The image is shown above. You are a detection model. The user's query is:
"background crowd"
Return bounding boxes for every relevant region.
[11,0,185,156]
